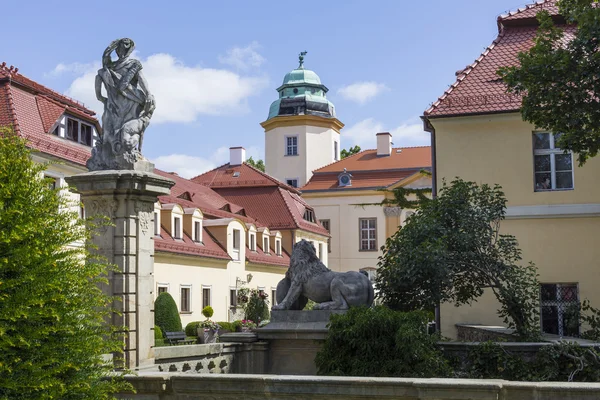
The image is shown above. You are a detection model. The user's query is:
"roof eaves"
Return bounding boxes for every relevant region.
[3,81,20,135]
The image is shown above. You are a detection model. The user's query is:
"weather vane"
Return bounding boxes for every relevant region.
[299,51,307,68]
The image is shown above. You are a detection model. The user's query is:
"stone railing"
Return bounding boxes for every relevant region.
[118,373,600,399]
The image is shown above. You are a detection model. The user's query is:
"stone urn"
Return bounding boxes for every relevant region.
[197,328,217,344]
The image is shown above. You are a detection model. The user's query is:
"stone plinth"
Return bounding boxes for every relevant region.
[256,310,344,375]
[66,170,174,370]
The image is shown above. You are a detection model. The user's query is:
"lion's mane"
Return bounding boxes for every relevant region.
[287,240,329,283]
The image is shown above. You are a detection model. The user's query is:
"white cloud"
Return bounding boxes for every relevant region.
[153,145,265,179]
[337,81,389,105]
[218,41,266,70]
[45,62,98,77]
[60,53,269,124]
[343,117,430,149]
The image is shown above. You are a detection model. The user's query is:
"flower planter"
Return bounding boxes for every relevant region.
[197,328,217,344]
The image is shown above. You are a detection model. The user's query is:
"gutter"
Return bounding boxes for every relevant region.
[421,116,437,199]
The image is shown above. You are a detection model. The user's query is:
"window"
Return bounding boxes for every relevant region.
[66,118,78,142]
[276,239,281,256]
[157,284,168,295]
[202,287,211,309]
[80,123,92,146]
[180,286,191,313]
[359,218,377,251]
[360,268,377,283]
[541,283,580,337]
[303,209,315,222]
[230,289,238,307]
[249,234,256,251]
[320,219,331,253]
[52,126,59,136]
[272,289,277,306]
[286,178,298,188]
[286,136,298,156]
[45,175,58,190]
[194,221,201,242]
[233,229,240,250]
[318,243,323,261]
[263,237,270,254]
[334,141,339,161]
[173,216,181,239]
[533,132,574,191]
[154,212,160,236]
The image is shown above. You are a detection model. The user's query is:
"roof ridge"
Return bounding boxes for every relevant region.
[312,148,369,173]
[190,161,229,182]
[4,82,20,135]
[243,161,302,194]
[498,0,555,21]
[277,187,301,229]
[424,29,506,116]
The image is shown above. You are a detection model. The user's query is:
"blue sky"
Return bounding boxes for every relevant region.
[3,0,530,177]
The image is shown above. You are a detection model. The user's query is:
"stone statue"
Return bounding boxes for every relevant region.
[298,51,307,69]
[87,38,156,171]
[273,240,374,310]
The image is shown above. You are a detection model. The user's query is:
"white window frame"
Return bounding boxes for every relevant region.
[359,218,377,251]
[275,239,282,256]
[233,229,241,250]
[334,141,339,161]
[157,283,169,297]
[533,132,574,192]
[193,220,202,243]
[286,178,299,188]
[271,288,277,306]
[180,284,192,313]
[65,117,94,147]
[173,216,182,239]
[249,233,256,251]
[285,135,298,156]
[230,287,238,308]
[318,243,323,261]
[263,236,270,254]
[202,286,212,309]
[540,283,579,337]
[320,219,331,253]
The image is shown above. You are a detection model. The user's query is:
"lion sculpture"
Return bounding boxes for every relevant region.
[273,240,374,310]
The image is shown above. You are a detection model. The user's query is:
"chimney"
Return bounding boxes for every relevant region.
[376,132,392,156]
[230,147,246,166]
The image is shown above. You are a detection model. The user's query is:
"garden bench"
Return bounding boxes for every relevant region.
[164,331,195,345]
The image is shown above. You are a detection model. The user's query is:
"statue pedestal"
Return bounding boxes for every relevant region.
[257,310,345,375]
[66,170,174,370]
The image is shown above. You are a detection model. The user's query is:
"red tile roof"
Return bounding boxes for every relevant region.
[0,64,98,166]
[424,1,571,118]
[192,162,300,194]
[302,146,431,192]
[246,243,290,267]
[154,227,231,261]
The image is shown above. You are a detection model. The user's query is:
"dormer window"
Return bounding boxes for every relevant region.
[275,239,281,256]
[263,237,270,254]
[303,208,315,223]
[66,117,93,146]
[250,233,256,251]
[173,216,182,239]
[338,168,352,187]
[194,220,202,242]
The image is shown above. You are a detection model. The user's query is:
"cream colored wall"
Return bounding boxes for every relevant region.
[304,194,386,272]
[432,113,600,338]
[265,124,339,186]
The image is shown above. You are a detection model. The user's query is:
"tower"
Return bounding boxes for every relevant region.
[261,52,344,188]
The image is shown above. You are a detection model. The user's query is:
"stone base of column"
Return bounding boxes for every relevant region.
[67,169,174,370]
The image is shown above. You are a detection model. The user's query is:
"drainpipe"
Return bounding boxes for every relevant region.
[422,115,441,334]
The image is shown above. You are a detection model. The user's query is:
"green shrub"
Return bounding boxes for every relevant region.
[154,325,164,340]
[185,321,202,337]
[466,341,531,381]
[242,289,270,323]
[202,306,214,319]
[315,306,451,377]
[216,322,236,332]
[154,292,182,333]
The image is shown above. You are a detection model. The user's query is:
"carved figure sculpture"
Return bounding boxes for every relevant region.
[87,38,155,171]
[273,240,374,310]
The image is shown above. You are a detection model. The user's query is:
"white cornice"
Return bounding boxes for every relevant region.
[505,204,600,219]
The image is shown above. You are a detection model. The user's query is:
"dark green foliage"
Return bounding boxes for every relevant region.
[154,325,164,340]
[466,341,600,382]
[202,305,214,319]
[246,156,265,172]
[239,288,270,323]
[216,321,241,333]
[499,2,600,165]
[154,292,182,333]
[340,145,361,159]
[184,321,201,337]
[0,130,131,399]
[376,179,540,339]
[380,187,432,209]
[315,306,452,377]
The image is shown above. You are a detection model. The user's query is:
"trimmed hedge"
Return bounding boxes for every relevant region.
[217,321,242,333]
[185,321,202,337]
[154,325,163,340]
[154,292,182,334]
[202,306,214,319]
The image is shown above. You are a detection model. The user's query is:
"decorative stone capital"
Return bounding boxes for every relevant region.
[383,206,402,217]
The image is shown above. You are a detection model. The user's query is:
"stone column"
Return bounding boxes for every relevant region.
[67,170,174,370]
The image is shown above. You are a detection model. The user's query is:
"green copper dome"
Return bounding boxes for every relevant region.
[267,52,336,120]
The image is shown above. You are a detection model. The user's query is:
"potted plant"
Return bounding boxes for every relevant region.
[241,319,257,332]
[198,306,220,344]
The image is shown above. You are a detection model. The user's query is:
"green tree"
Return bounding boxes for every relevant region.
[315,306,451,377]
[376,179,540,339]
[0,130,130,399]
[498,2,600,165]
[154,292,182,333]
[340,145,361,159]
[246,156,265,172]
